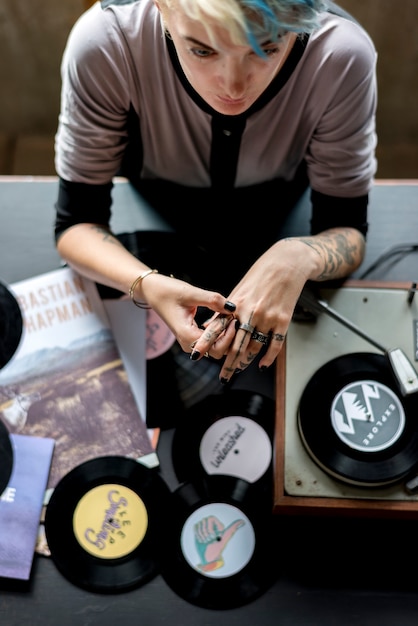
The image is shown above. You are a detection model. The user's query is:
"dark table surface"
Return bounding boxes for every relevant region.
[1,177,418,626]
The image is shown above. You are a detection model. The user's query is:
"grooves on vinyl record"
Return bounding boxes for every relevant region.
[298,352,418,487]
[44,456,170,593]
[159,474,278,610]
[0,418,13,495]
[172,390,275,485]
[0,280,23,370]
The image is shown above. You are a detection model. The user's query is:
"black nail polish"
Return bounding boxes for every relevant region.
[190,351,200,361]
[259,365,268,373]
[234,368,242,374]
[235,319,240,331]
[224,301,236,312]
[220,377,229,385]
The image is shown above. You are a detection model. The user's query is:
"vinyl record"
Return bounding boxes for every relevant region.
[172,390,275,485]
[0,418,13,495]
[44,456,171,593]
[159,474,278,609]
[298,352,418,487]
[0,280,23,370]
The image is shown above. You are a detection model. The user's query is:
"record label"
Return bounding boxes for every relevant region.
[199,416,272,482]
[180,502,255,578]
[330,379,405,452]
[73,483,148,559]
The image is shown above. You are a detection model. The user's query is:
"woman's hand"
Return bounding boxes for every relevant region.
[190,227,365,382]
[139,271,237,355]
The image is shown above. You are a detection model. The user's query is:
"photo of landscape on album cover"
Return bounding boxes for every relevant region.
[0,267,155,491]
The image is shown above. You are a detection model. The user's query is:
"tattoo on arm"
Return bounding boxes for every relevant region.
[297,229,365,280]
[90,224,124,247]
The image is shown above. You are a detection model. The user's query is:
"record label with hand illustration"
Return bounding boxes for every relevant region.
[160,475,278,609]
[44,456,171,593]
[172,390,275,485]
[298,352,418,487]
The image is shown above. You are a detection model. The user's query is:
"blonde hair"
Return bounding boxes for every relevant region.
[162,0,325,50]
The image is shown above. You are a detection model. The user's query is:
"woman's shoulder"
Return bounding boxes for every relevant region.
[65,0,158,57]
[310,11,377,68]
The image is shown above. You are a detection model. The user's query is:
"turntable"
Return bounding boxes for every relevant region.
[273,281,418,518]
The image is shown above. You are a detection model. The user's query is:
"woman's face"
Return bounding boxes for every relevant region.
[157,2,296,115]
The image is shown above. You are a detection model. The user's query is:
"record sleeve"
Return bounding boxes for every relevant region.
[0,434,54,581]
[44,456,171,593]
[159,474,278,609]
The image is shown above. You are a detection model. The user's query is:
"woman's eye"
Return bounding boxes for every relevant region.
[262,46,280,57]
[190,47,212,58]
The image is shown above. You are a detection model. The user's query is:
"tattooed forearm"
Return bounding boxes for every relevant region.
[295,228,365,281]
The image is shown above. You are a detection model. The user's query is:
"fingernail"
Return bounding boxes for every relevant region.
[190,351,201,361]
[220,377,230,385]
[235,319,240,331]
[234,368,242,375]
[259,365,268,373]
[224,301,236,312]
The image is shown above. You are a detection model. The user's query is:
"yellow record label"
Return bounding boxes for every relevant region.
[73,483,148,559]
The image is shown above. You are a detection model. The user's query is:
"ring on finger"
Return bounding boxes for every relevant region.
[238,322,255,333]
[251,330,271,345]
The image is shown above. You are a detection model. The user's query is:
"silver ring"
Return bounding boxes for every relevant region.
[238,322,255,333]
[272,332,286,342]
[251,330,271,345]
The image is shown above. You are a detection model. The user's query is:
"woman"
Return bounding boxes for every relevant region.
[54,0,377,384]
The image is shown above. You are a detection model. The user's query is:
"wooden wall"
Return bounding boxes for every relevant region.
[1,0,416,177]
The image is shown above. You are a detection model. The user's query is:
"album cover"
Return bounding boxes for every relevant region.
[0,433,54,581]
[0,266,158,499]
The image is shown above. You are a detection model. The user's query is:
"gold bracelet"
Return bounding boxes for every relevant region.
[129,269,159,309]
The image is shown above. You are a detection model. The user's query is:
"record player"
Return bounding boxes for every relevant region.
[273,280,418,518]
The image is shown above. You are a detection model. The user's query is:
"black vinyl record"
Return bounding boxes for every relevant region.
[298,352,418,487]
[0,418,13,495]
[0,280,23,370]
[44,456,171,593]
[172,390,275,486]
[159,474,278,609]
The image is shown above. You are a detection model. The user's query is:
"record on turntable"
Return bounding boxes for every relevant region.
[298,352,418,487]
[44,456,171,593]
[172,390,275,485]
[0,280,23,370]
[159,475,277,609]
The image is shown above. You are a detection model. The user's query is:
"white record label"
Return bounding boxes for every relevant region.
[199,416,272,483]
